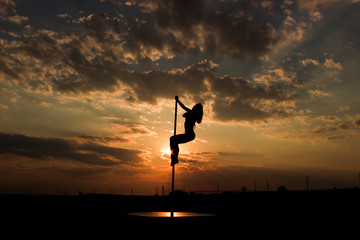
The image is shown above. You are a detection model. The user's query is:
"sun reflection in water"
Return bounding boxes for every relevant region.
[128,212,215,217]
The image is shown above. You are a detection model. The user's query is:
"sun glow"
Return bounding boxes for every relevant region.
[160,147,172,157]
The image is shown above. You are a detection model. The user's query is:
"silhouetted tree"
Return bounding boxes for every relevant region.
[277,186,287,193]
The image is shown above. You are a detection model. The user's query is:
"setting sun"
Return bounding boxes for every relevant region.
[160,147,172,158]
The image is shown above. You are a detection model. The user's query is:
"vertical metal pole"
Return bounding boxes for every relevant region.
[174,97,177,136]
[172,97,177,194]
[172,166,175,193]
[171,97,177,218]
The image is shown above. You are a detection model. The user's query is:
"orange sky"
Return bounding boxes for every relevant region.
[1,0,360,194]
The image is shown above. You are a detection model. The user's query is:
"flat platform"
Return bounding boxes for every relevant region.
[128,211,215,217]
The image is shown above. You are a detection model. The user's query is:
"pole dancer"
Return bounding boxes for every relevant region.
[170,96,203,166]
[170,96,203,217]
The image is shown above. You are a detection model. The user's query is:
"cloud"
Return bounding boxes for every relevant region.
[301,58,320,66]
[308,89,330,97]
[266,121,356,143]
[296,0,345,10]
[295,114,341,125]
[0,132,144,166]
[212,97,271,122]
[8,15,28,24]
[134,0,279,59]
[1,25,300,122]
[0,0,16,21]
[174,151,219,173]
[253,68,299,85]
[0,104,9,110]
[53,54,298,122]
[0,0,28,24]
[324,58,343,70]
[78,135,128,144]
[122,60,214,104]
[68,0,280,61]
[312,123,350,134]
[111,123,156,136]
[296,0,360,26]
[0,22,298,123]
[209,67,300,122]
[353,119,360,127]
[130,60,299,122]
[0,0,315,123]
[56,13,71,19]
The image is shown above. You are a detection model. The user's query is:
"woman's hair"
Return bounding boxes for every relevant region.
[192,103,203,124]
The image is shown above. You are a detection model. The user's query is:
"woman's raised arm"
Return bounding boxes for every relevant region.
[175,96,190,112]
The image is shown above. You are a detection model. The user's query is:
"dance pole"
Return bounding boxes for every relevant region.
[172,96,177,194]
[171,96,177,218]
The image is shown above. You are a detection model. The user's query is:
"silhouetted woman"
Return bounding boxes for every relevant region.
[170,96,203,165]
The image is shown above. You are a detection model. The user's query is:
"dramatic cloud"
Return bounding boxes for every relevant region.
[0,2,278,74]
[0,0,357,133]
[134,0,280,59]
[1,24,295,121]
[0,0,303,123]
[265,120,358,143]
[125,60,298,121]
[212,97,285,122]
[0,133,144,166]
[0,0,28,24]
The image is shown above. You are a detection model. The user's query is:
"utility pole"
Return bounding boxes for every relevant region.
[254,181,257,192]
[266,178,270,191]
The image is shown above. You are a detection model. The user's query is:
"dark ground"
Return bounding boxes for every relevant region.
[1,189,360,239]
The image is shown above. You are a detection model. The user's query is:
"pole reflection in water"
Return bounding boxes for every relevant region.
[128,212,215,217]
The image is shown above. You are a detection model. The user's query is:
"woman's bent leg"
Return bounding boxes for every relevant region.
[170,133,195,165]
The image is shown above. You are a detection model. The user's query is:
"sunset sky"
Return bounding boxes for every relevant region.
[1,0,360,195]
